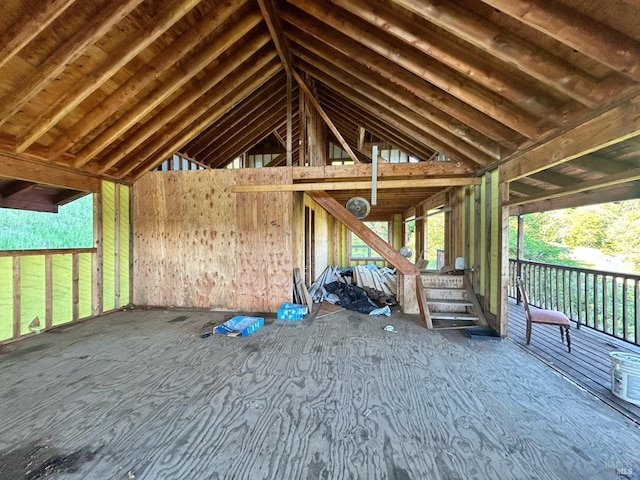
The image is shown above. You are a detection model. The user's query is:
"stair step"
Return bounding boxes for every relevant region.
[431,313,480,321]
[424,286,466,291]
[426,299,474,306]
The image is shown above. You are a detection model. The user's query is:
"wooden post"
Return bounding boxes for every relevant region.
[92,191,103,317]
[45,254,53,329]
[13,257,20,339]
[484,172,492,316]
[114,184,121,308]
[286,72,293,166]
[516,214,524,304]
[72,253,80,321]
[499,182,510,337]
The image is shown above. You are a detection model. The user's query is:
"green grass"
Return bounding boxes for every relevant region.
[0,194,93,250]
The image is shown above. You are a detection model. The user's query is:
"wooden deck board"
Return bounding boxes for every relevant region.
[508,299,640,425]
[0,308,639,479]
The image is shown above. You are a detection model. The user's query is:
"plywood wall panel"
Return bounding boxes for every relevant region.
[134,169,293,312]
[20,256,45,335]
[180,171,235,308]
[119,185,130,306]
[233,169,293,312]
[102,181,116,311]
[133,172,183,307]
[52,254,73,326]
[78,252,92,319]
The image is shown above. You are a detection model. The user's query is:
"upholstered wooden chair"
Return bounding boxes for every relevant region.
[516,277,571,353]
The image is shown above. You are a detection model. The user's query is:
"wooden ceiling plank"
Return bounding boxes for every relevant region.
[293,70,360,164]
[285,4,547,139]
[296,57,491,167]
[569,155,630,175]
[189,81,287,160]
[510,181,640,216]
[477,0,640,82]
[322,86,460,164]
[1,180,36,198]
[17,0,204,153]
[529,170,577,187]
[185,76,285,158]
[509,181,545,197]
[96,32,272,173]
[501,96,640,181]
[0,0,144,127]
[74,20,267,169]
[125,60,281,180]
[0,151,100,193]
[390,0,604,107]
[208,116,286,169]
[322,100,439,163]
[203,104,287,167]
[317,0,563,122]
[48,2,256,158]
[293,43,520,154]
[232,177,480,192]
[506,166,640,207]
[0,0,77,70]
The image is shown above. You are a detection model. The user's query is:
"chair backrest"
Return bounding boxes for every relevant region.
[516,276,532,321]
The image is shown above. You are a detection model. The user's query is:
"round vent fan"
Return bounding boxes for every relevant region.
[345,196,371,219]
[398,246,414,258]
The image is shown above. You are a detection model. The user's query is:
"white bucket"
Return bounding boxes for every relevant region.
[609,352,640,406]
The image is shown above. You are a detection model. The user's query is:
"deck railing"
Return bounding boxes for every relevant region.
[509,259,640,346]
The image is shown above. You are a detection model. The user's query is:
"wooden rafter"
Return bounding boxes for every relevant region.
[391,0,612,107]
[296,57,495,167]
[17,0,203,153]
[0,0,77,70]
[97,32,273,173]
[293,70,360,164]
[285,3,549,138]
[126,60,282,180]
[47,1,250,158]
[477,0,640,82]
[76,18,266,168]
[0,0,144,127]
[1,180,36,198]
[501,96,640,181]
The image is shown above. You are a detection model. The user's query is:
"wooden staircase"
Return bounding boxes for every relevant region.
[417,273,486,330]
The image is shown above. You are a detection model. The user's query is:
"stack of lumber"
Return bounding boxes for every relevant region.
[352,265,397,296]
[308,266,346,303]
[308,265,398,305]
[293,268,313,309]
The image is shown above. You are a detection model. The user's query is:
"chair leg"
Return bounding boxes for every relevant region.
[526,320,532,345]
[565,326,571,353]
[559,325,565,344]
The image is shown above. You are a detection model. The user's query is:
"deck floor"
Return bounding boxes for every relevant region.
[507,299,640,425]
[1,307,639,479]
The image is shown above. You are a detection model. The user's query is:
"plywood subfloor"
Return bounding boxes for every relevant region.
[1,308,639,479]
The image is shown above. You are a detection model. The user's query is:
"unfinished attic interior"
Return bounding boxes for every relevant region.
[1,0,640,478]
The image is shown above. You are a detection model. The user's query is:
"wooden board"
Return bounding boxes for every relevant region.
[119,184,130,306]
[78,252,92,320]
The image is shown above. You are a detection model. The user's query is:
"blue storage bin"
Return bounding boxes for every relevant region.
[215,316,264,336]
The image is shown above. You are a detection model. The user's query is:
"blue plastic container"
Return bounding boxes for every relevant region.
[215,316,264,336]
